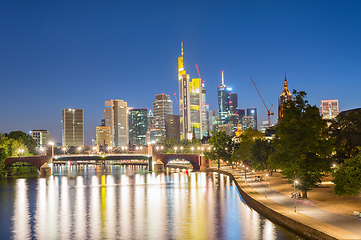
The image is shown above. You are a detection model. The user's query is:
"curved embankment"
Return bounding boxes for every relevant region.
[206,169,361,240]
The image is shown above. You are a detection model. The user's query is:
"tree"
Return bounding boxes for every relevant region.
[205,131,234,170]
[232,128,264,167]
[269,90,332,198]
[329,110,361,163]
[249,139,274,173]
[0,147,6,177]
[7,131,37,155]
[333,150,361,196]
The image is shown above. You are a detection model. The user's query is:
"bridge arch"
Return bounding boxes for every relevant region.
[152,152,208,171]
[4,154,52,171]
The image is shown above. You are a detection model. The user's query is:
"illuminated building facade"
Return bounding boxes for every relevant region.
[178,42,203,140]
[30,130,49,149]
[165,115,180,140]
[95,125,111,148]
[278,73,293,121]
[218,71,232,124]
[62,108,84,146]
[129,108,148,146]
[247,108,257,129]
[153,94,173,140]
[104,99,128,147]
[320,100,339,120]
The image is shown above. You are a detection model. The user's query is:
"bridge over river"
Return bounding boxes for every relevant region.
[4,150,210,175]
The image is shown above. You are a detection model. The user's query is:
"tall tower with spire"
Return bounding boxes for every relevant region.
[178,42,203,140]
[218,71,232,124]
[278,73,293,122]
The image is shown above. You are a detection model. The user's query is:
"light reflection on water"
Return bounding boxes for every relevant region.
[0,165,305,240]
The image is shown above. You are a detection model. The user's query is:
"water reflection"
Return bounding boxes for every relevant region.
[5,165,304,240]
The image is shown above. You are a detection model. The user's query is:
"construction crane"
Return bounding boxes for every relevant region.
[250,77,274,128]
[195,64,205,84]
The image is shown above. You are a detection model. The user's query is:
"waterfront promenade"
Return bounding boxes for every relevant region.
[218,167,361,240]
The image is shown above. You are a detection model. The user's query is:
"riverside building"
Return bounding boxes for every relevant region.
[62,108,84,146]
[104,99,128,147]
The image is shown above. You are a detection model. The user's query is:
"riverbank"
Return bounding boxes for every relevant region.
[207,167,361,240]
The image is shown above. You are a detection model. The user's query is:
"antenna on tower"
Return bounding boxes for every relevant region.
[221,71,224,85]
[181,42,183,57]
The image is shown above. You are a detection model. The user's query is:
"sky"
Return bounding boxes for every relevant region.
[1,1,360,145]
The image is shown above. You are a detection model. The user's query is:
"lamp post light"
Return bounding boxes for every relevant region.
[62,147,66,155]
[77,147,82,154]
[265,174,268,198]
[18,148,24,157]
[107,146,112,154]
[174,146,178,153]
[191,147,194,152]
[294,180,299,212]
[39,147,44,155]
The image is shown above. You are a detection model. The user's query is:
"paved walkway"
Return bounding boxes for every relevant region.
[220,167,361,238]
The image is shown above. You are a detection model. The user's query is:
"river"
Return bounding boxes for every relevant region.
[0,164,305,239]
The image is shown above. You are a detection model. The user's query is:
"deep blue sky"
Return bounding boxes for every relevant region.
[1,1,360,145]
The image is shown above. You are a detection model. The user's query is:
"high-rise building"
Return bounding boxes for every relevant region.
[178,42,203,140]
[129,108,148,146]
[165,115,180,140]
[242,116,255,130]
[201,83,209,138]
[62,108,84,146]
[320,100,339,120]
[30,130,49,149]
[153,94,173,140]
[218,71,232,124]
[278,73,293,121]
[147,110,154,130]
[229,93,238,114]
[247,108,257,129]
[104,99,128,147]
[95,123,111,148]
[238,109,245,121]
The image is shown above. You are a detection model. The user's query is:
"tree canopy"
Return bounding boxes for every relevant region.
[249,138,274,172]
[206,131,234,169]
[231,128,263,167]
[269,90,332,198]
[329,110,361,163]
[333,150,361,196]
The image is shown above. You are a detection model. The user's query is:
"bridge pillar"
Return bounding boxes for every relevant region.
[148,157,153,171]
[40,148,53,176]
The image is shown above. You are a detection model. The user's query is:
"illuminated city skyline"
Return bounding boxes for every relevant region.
[1,1,360,144]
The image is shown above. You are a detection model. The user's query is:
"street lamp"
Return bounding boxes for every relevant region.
[77,147,82,154]
[265,174,268,198]
[39,147,44,155]
[294,180,299,212]
[62,147,66,155]
[174,146,178,153]
[18,148,24,156]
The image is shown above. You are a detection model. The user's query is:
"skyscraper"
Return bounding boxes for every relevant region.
[95,123,111,149]
[247,108,257,129]
[218,71,232,124]
[278,73,293,121]
[129,108,148,146]
[62,108,84,146]
[153,94,173,140]
[178,42,203,140]
[165,115,180,140]
[320,100,339,120]
[201,82,209,138]
[30,130,49,149]
[104,99,128,147]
